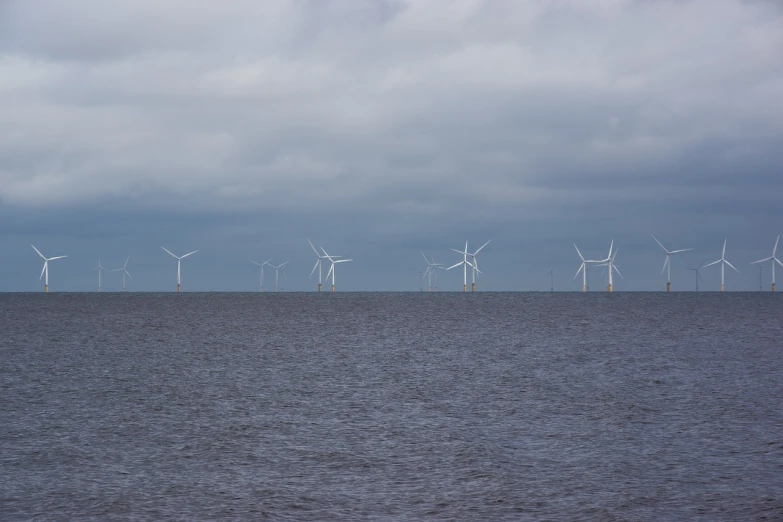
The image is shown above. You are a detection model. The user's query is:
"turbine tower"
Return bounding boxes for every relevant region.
[322,248,352,293]
[421,252,446,292]
[595,240,623,292]
[112,256,132,292]
[573,243,598,292]
[31,245,67,293]
[447,241,474,292]
[161,246,198,293]
[751,235,782,292]
[651,234,693,292]
[704,239,738,292]
[93,258,108,292]
[250,258,273,292]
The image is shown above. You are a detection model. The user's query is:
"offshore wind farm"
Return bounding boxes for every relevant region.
[2,1,783,520]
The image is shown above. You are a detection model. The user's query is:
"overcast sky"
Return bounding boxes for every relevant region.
[1,0,782,291]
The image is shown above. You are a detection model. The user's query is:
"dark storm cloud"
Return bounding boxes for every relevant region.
[1,0,782,290]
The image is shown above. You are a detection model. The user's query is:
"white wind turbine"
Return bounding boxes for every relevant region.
[271,261,288,292]
[651,234,693,292]
[467,240,491,292]
[161,246,198,292]
[31,245,67,293]
[307,239,342,292]
[323,248,352,293]
[751,235,782,292]
[595,240,623,292]
[112,256,132,292]
[573,243,599,292]
[447,241,474,292]
[704,239,738,292]
[250,258,273,292]
[93,258,108,292]
[421,252,446,292]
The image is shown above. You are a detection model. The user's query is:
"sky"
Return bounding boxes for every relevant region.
[1,0,782,292]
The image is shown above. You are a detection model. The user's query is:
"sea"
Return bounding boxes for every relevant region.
[1,292,782,521]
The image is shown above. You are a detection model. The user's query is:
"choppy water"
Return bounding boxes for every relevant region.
[1,293,782,520]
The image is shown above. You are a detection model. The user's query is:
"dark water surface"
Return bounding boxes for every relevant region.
[1,293,782,520]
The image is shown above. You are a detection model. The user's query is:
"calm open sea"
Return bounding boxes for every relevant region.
[1,293,782,520]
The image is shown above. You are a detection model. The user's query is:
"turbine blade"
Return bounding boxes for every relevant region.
[574,263,584,280]
[574,244,585,262]
[447,261,463,270]
[125,270,133,280]
[310,259,319,278]
[48,256,67,261]
[774,235,780,257]
[250,259,261,266]
[31,245,46,259]
[307,238,320,256]
[724,259,739,273]
[722,238,727,258]
[703,259,721,268]
[661,256,669,275]
[613,265,624,279]
[263,258,274,266]
[181,250,199,258]
[124,256,130,269]
[421,251,429,264]
[40,262,47,280]
[670,248,693,254]
[335,259,352,263]
[473,240,491,256]
[651,234,667,253]
[751,257,773,264]
[776,258,783,269]
[450,248,465,254]
[608,239,614,259]
[326,263,334,280]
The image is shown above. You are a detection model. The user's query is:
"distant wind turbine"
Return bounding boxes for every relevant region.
[271,261,288,292]
[421,252,446,292]
[595,240,623,292]
[323,248,352,293]
[308,239,342,292]
[447,241,474,292]
[250,258,273,292]
[467,240,491,292]
[31,245,67,293]
[704,239,739,292]
[651,234,693,292]
[161,246,198,293]
[112,256,132,292]
[686,260,706,291]
[573,243,599,292]
[93,258,108,292]
[751,235,782,292]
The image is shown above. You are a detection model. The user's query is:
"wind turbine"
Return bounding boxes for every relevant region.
[595,240,623,292]
[573,243,599,292]
[447,241,474,292]
[161,246,198,292]
[250,258,273,292]
[751,235,782,292]
[308,239,342,292]
[686,260,706,291]
[112,256,132,292]
[651,234,693,292]
[421,252,446,292]
[323,248,352,293]
[271,261,288,292]
[467,240,491,292]
[93,258,108,292]
[704,239,739,292]
[31,245,67,292]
